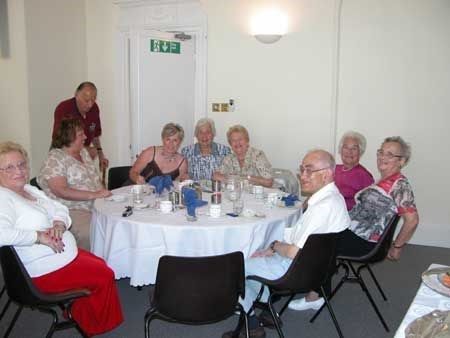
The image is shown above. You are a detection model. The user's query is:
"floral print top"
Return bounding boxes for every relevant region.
[38,148,102,211]
[218,146,272,179]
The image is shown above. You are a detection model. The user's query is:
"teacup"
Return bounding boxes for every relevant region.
[209,204,221,218]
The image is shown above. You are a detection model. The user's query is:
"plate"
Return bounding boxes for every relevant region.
[134,203,149,210]
[422,267,450,297]
[437,273,450,289]
[106,194,127,202]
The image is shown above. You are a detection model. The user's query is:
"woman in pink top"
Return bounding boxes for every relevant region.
[335,131,374,210]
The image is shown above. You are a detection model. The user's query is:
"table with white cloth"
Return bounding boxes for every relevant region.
[393,263,450,337]
[90,187,302,286]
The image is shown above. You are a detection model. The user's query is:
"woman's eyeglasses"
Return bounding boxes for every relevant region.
[376,149,403,160]
[0,161,28,174]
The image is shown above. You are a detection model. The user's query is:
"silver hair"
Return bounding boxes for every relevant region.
[194,118,216,137]
[305,149,336,173]
[383,136,411,165]
[338,131,367,156]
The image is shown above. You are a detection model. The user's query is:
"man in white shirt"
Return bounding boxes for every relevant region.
[223,149,350,338]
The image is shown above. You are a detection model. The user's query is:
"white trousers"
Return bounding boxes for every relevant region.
[240,254,292,312]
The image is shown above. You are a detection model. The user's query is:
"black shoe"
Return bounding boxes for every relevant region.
[222,326,266,338]
[258,311,283,330]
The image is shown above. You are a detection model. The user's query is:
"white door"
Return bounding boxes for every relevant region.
[130,29,195,158]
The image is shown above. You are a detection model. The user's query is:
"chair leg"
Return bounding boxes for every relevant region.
[365,265,387,301]
[144,307,157,338]
[4,305,23,338]
[350,264,389,332]
[310,263,349,323]
[44,308,58,338]
[236,305,249,338]
[268,294,284,338]
[66,305,89,338]
[0,298,11,322]
[278,294,295,317]
[320,287,344,338]
[0,286,5,299]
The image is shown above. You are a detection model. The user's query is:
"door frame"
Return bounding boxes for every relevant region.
[114,0,207,163]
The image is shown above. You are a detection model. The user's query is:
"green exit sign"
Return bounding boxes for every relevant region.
[150,39,181,54]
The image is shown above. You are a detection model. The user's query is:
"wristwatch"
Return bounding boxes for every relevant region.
[270,240,278,252]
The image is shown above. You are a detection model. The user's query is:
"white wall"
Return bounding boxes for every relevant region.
[204,0,338,169]
[337,0,450,246]
[1,0,449,247]
[24,0,87,176]
[0,0,30,153]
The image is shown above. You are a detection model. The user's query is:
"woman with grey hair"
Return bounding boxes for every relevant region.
[213,125,273,188]
[128,122,188,184]
[335,131,374,210]
[289,136,419,311]
[181,118,230,180]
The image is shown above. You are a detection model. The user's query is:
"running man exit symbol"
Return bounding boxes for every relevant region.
[150,39,181,54]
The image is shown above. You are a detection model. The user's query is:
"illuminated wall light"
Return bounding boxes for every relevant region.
[251,8,288,44]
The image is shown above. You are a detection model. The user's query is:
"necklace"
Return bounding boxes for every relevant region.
[161,151,177,162]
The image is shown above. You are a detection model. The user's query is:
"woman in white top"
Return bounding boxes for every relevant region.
[38,118,111,250]
[0,141,123,337]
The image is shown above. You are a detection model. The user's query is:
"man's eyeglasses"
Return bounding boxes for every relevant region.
[376,149,403,160]
[297,166,330,177]
[0,161,28,174]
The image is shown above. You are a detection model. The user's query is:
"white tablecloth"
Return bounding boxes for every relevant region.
[91,188,302,286]
[394,263,450,337]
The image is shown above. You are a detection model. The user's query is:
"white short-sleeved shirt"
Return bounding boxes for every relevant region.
[0,185,77,277]
[290,182,350,248]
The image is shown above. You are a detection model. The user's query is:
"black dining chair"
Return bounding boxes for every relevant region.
[310,214,400,332]
[0,246,91,338]
[248,232,343,338]
[144,252,248,338]
[107,165,132,190]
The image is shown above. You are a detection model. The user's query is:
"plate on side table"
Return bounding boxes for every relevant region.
[422,267,450,297]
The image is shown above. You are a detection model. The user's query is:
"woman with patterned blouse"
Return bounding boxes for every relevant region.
[213,125,273,188]
[181,118,230,181]
[38,119,111,250]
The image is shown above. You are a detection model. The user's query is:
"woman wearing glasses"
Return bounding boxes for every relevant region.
[289,136,419,311]
[335,131,374,210]
[0,141,123,336]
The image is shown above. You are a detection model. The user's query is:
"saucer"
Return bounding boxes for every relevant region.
[107,194,127,202]
[134,203,149,210]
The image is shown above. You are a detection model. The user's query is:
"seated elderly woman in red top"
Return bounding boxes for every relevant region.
[0,141,123,337]
[335,131,374,210]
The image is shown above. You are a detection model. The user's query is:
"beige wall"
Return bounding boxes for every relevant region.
[0,0,30,154]
[24,0,87,176]
[1,0,449,247]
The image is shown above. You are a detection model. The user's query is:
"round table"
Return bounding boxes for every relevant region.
[90,187,302,286]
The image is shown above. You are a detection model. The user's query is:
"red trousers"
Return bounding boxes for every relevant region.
[32,249,123,337]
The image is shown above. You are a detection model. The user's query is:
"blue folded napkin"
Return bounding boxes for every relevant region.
[182,187,208,217]
[281,194,299,207]
[148,175,173,195]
